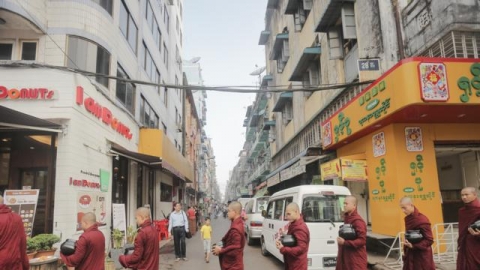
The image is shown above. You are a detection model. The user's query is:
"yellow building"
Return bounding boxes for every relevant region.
[320,58,480,236]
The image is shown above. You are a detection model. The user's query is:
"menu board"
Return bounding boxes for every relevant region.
[3,190,40,237]
[112,203,127,233]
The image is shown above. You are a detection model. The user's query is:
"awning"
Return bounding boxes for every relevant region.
[263,120,276,130]
[315,0,355,32]
[289,47,321,81]
[110,143,162,167]
[0,105,63,133]
[261,74,273,87]
[284,0,299,14]
[258,30,271,45]
[270,33,289,60]
[272,92,293,112]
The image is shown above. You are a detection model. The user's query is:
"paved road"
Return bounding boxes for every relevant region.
[160,216,284,270]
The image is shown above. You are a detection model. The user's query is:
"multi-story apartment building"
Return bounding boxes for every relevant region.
[0,0,193,242]
[258,0,480,237]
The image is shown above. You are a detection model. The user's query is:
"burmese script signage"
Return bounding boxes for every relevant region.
[321,159,367,181]
[0,85,56,100]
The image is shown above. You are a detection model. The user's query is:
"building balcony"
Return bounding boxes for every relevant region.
[246,159,271,184]
[315,0,355,32]
[248,129,269,161]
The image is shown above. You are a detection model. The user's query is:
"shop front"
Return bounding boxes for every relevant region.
[321,58,480,236]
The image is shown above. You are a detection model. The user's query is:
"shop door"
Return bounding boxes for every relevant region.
[461,152,480,188]
[20,168,48,236]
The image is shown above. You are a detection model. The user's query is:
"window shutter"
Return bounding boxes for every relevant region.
[308,62,320,86]
[303,0,313,10]
[341,3,357,39]
[327,28,343,59]
[294,12,302,32]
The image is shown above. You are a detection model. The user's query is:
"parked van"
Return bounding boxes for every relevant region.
[260,185,351,269]
[244,196,269,245]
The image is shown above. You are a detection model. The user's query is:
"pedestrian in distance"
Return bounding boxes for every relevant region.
[119,207,159,270]
[456,187,480,269]
[188,205,197,235]
[168,202,189,262]
[399,197,435,270]
[336,195,367,270]
[60,212,105,270]
[275,202,310,270]
[201,217,213,263]
[0,195,29,270]
[213,201,245,270]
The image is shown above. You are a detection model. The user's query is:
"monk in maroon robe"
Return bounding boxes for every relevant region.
[61,212,105,270]
[399,197,435,270]
[457,187,480,270]
[0,195,29,270]
[119,207,159,270]
[213,201,245,270]
[276,202,310,270]
[336,195,367,270]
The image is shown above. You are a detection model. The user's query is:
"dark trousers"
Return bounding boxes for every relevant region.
[173,226,186,258]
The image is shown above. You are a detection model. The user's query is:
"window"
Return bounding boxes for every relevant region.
[163,84,168,107]
[140,96,159,128]
[164,6,170,33]
[302,195,346,223]
[92,0,113,15]
[256,197,269,213]
[120,1,138,52]
[327,3,357,60]
[266,201,275,219]
[146,1,162,50]
[0,43,14,60]
[160,182,172,201]
[21,42,37,60]
[273,199,285,220]
[283,101,293,125]
[116,65,135,114]
[162,122,167,134]
[294,0,312,32]
[163,43,168,68]
[67,36,111,87]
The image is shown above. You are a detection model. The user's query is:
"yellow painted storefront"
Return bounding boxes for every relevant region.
[321,58,480,236]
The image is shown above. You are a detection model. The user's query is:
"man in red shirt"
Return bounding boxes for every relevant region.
[457,187,480,269]
[213,201,245,270]
[275,202,310,270]
[0,195,29,270]
[61,212,105,270]
[119,207,159,270]
[336,195,367,270]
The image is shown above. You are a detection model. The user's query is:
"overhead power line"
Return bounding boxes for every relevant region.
[0,62,374,93]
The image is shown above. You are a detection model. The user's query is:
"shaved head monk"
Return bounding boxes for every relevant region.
[61,212,105,270]
[0,195,29,270]
[457,187,480,269]
[213,201,245,270]
[119,207,159,270]
[399,197,435,270]
[275,202,310,270]
[336,195,367,270]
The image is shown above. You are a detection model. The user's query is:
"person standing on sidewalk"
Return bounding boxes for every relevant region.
[275,202,310,270]
[213,201,245,270]
[0,195,29,270]
[187,206,197,235]
[399,197,435,270]
[119,207,159,270]
[168,203,189,262]
[60,212,105,270]
[200,217,213,263]
[456,187,480,269]
[336,195,367,270]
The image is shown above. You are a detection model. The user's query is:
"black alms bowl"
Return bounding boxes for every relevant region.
[60,239,77,256]
[280,234,297,247]
[470,220,480,230]
[405,230,423,244]
[339,224,357,240]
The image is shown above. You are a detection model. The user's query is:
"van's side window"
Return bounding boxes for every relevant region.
[283,197,293,220]
[246,201,253,214]
[266,201,275,219]
[273,199,285,220]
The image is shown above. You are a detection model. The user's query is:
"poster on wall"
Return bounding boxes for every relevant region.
[112,203,127,233]
[76,192,107,231]
[373,132,386,157]
[3,189,39,237]
[418,62,449,102]
[322,122,332,147]
[341,159,368,181]
[405,127,424,152]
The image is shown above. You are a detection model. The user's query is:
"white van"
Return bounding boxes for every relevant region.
[260,185,351,269]
[244,196,269,245]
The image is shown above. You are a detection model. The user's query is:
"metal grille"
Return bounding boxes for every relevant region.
[419,31,480,58]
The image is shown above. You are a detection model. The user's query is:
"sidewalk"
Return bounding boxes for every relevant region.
[367,252,456,270]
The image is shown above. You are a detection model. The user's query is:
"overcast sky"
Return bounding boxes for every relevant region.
[183,0,268,196]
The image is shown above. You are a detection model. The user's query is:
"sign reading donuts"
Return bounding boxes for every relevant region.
[69,177,101,190]
[0,86,56,100]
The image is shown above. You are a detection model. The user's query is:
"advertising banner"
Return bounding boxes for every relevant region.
[76,191,107,231]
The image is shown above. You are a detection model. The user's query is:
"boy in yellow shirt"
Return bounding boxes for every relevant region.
[200,217,213,263]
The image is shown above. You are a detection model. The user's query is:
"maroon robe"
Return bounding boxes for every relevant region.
[403,207,435,270]
[61,223,105,270]
[336,209,367,270]
[457,199,480,270]
[280,217,310,270]
[219,216,245,270]
[0,204,29,270]
[119,220,159,270]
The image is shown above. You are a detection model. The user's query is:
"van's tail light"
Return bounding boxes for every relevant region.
[250,221,262,227]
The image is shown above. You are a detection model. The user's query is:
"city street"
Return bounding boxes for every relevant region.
[159,216,284,270]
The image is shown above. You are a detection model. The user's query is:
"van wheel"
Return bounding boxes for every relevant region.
[260,237,269,256]
[247,231,255,246]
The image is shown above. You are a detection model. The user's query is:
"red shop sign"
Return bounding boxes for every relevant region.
[69,177,101,189]
[76,86,133,140]
[0,86,55,100]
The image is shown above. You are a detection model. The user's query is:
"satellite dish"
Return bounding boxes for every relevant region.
[190,57,201,63]
[250,66,266,76]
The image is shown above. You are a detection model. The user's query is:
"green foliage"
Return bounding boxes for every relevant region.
[126,226,138,244]
[112,228,125,249]
[28,234,61,251]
